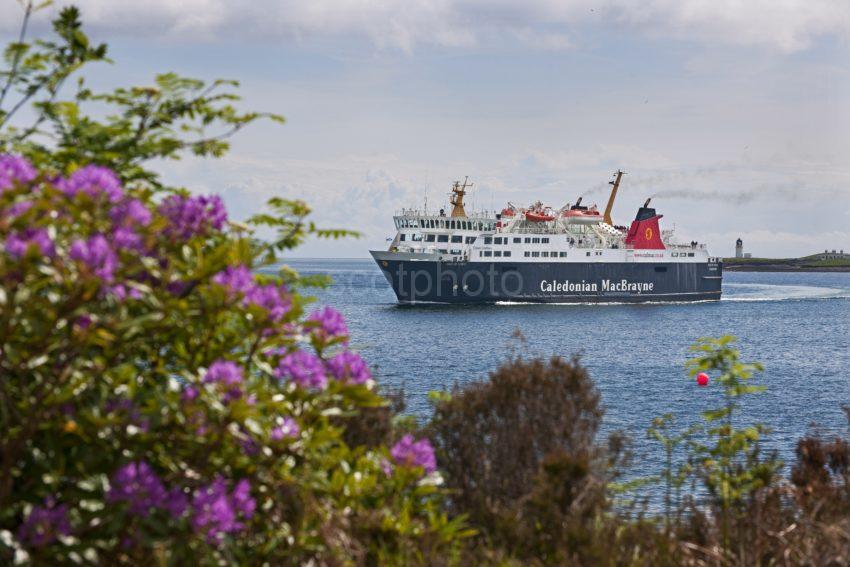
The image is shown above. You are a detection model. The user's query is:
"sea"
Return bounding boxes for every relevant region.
[285,259,850,481]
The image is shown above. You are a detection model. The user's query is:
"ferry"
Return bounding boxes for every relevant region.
[370,172,722,303]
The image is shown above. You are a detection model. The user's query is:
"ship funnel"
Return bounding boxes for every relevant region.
[625,198,665,250]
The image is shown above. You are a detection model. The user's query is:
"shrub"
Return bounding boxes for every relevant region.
[0,6,466,564]
[428,354,628,562]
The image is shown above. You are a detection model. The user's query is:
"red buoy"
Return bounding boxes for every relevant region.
[697,372,709,387]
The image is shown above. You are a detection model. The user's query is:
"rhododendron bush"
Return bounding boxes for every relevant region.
[0,6,463,564]
[0,155,459,564]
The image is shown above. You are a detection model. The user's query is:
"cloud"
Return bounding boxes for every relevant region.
[2,0,848,53]
[153,142,850,258]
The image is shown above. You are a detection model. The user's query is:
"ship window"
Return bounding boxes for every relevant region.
[465,236,476,244]
[494,237,502,244]
[542,237,550,244]
[541,251,549,257]
[484,251,492,257]
[437,234,449,243]
[438,248,448,254]
[654,266,668,273]
[504,251,511,257]
[412,234,422,241]
[425,234,435,242]
[484,237,492,244]
[399,234,406,242]
[672,252,678,257]
[586,252,591,256]
[531,251,540,257]
[687,253,695,257]
[524,237,531,244]
[494,251,502,257]
[559,252,567,258]
[524,251,530,257]
[451,249,462,255]
[513,238,521,244]
[451,235,462,243]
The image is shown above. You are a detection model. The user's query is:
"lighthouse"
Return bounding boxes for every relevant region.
[735,238,743,258]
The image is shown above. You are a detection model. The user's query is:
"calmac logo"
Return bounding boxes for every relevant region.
[644,227,653,240]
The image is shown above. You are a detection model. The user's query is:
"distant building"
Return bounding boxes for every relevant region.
[817,249,850,261]
[735,238,743,258]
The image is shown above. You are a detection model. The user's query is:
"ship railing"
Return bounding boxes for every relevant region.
[395,209,497,219]
[499,225,564,235]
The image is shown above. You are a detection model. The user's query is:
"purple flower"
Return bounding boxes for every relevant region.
[307,306,348,342]
[112,226,143,251]
[5,228,55,259]
[275,351,327,390]
[0,154,36,192]
[182,385,199,402]
[164,487,189,520]
[271,417,300,440]
[16,500,71,548]
[244,283,291,322]
[191,477,255,545]
[159,194,227,240]
[390,435,437,474]
[204,360,244,403]
[57,165,123,202]
[70,234,118,282]
[326,351,371,384]
[213,264,255,297]
[110,198,152,226]
[204,360,243,387]
[166,279,189,296]
[6,199,34,217]
[108,461,168,517]
[74,315,93,330]
[109,198,151,251]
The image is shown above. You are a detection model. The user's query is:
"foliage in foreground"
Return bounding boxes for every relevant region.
[427,338,850,566]
[1,4,463,564]
[0,154,467,564]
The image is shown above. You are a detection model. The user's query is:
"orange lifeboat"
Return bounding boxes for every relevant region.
[525,211,555,222]
[500,207,516,217]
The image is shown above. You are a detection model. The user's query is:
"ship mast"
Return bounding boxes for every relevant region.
[449,176,472,218]
[603,170,625,226]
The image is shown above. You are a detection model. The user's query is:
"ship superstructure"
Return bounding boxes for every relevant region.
[371,172,722,303]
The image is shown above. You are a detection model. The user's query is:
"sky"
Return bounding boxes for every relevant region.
[2,0,849,258]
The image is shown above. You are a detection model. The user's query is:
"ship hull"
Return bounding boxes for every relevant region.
[371,254,722,304]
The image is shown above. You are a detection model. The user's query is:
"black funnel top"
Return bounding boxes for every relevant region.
[634,206,657,221]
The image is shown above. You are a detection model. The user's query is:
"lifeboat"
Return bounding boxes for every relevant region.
[561,197,602,224]
[563,209,601,218]
[500,207,516,217]
[525,211,555,222]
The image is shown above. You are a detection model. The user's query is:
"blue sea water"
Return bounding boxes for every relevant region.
[287,258,850,477]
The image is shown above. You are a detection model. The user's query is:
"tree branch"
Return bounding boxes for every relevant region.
[0,0,33,113]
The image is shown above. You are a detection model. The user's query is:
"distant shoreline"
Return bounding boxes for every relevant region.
[723,257,850,273]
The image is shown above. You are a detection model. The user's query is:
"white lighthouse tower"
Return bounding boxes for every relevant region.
[735,238,743,258]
